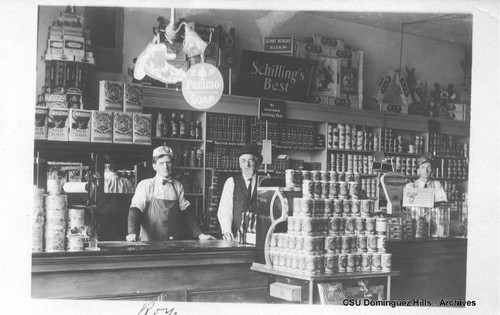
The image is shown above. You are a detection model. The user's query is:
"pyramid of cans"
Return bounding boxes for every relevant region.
[273,169,392,275]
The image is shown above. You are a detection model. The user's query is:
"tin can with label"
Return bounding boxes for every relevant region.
[294,216,302,234]
[297,254,306,273]
[360,199,372,217]
[324,254,335,274]
[356,253,363,271]
[282,234,290,250]
[341,235,350,253]
[324,199,333,217]
[270,250,279,268]
[382,253,392,271]
[345,217,356,234]
[316,254,325,274]
[313,181,322,200]
[287,216,295,233]
[314,199,324,217]
[367,235,378,252]
[357,235,367,252]
[285,253,293,270]
[320,170,329,182]
[334,236,342,254]
[302,170,311,181]
[376,217,387,235]
[355,218,366,235]
[290,253,299,271]
[333,199,343,216]
[325,236,334,253]
[304,254,317,275]
[285,169,295,189]
[347,253,357,272]
[329,217,341,235]
[352,199,361,216]
[288,234,297,251]
[276,233,284,249]
[295,235,304,252]
[278,252,286,270]
[349,182,359,199]
[338,171,346,182]
[329,181,339,199]
[349,235,358,252]
[338,253,347,272]
[339,181,348,198]
[345,171,354,182]
[339,217,346,234]
[66,234,85,251]
[361,253,371,271]
[303,236,315,254]
[301,217,314,235]
[301,197,313,217]
[377,235,387,253]
[322,181,330,199]
[366,217,376,234]
[311,170,321,182]
[293,198,302,216]
[343,199,352,216]
[329,171,338,182]
[302,180,314,199]
[371,253,382,271]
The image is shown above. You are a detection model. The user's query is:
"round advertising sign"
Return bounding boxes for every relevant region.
[182,63,224,110]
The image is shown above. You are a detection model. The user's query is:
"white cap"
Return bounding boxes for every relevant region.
[153,146,174,159]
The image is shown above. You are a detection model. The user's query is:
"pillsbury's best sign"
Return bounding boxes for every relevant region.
[182,63,224,110]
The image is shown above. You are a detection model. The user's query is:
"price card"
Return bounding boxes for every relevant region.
[402,188,435,208]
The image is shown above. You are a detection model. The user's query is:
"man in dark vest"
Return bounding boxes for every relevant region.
[217,143,262,240]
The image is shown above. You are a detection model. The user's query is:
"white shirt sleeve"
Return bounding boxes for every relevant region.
[130,179,152,212]
[175,180,191,211]
[432,180,448,202]
[217,177,235,234]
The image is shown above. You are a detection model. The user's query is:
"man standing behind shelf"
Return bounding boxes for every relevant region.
[405,155,448,203]
[126,146,215,241]
[217,143,263,240]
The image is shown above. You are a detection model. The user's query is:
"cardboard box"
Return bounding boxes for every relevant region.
[69,109,91,142]
[123,83,143,113]
[47,108,69,141]
[35,107,49,140]
[67,87,82,109]
[294,42,331,60]
[48,39,64,55]
[132,113,152,145]
[43,93,66,102]
[113,112,133,144]
[99,81,123,111]
[45,101,68,109]
[63,36,85,57]
[269,282,302,302]
[311,35,345,50]
[380,102,408,115]
[314,56,340,97]
[372,71,395,103]
[91,110,113,143]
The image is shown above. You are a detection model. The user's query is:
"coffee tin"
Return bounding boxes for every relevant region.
[355,217,366,234]
[302,180,314,199]
[321,181,330,199]
[345,217,356,234]
[357,235,367,252]
[352,199,361,216]
[301,197,313,216]
[313,181,323,199]
[341,235,350,253]
[377,234,387,253]
[67,233,85,251]
[382,253,392,271]
[324,199,333,217]
[360,199,372,217]
[333,199,343,216]
[302,217,314,235]
[366,217,376,234]
[339,181,348,197]
[329,216,341,235]
[376,217,387,235]
[343,199,352,216]
[329,181,339,199]
[293,197,302,216]
[367,235,378,252]
[324,253,336,274]
[338,253,347,272]
[304,254,317,275]
[371,253,382,271]
[347,253,357,272]
[361,253,371,271]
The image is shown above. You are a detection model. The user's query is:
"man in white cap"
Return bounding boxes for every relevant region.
[405,155,447,202]
[126,146,215,241]
[217,143,263,240]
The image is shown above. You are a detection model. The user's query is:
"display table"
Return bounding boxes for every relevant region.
[251,263,400,304]
[32,240,268,302]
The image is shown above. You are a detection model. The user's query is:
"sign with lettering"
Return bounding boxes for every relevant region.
[264,36,293,55]
[403,187,435,208]
[236,50,316,102]
[259,99,286,122]
[182,63,224,110]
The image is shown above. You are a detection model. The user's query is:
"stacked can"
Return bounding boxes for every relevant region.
[66,205,86,251]
[32,187,45,253]
[345,124,352,150]
[44,194,67,252]
[338,124,346,149]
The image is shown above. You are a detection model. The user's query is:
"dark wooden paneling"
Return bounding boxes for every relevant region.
[189,287,269,303]
[387,239,467,301]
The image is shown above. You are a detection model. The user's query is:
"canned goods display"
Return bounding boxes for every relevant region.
[302,180,314,198]
[355,217,366,234]
[366,217,376,234]
[347,253,357,272]
[338,253,347,272]
[367,235,378,252]
[357,235,367,252]
[371,253,382,271]
[343,199,352,216]
[382,253,392,271]
[324,199,333,217]
[376,217,387,234]
[361,253,371,271]
[352,200,361,216]
[377,235,387,253]
[301,197,313,216]
[345,217,356,234]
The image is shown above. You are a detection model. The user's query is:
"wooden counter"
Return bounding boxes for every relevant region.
[31,240,269,302]
[387,238,467,301]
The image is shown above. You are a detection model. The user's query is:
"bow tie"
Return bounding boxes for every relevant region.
[162,178,173,185]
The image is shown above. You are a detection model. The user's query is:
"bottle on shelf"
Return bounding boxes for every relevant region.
[179,113,187,138]
[156,112,163,137]
[190,121,196,139]
[190,146,197,167]
[162,113,169,137]
[171,113,179,138]
[195,120,202,140]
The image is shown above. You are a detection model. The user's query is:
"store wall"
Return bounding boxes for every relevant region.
[36,7,467,111]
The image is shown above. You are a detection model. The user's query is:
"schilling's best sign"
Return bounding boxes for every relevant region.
[182,63,224,110]
[237,50,316,102]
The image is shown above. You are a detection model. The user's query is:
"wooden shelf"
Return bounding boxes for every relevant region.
[383,152,422,157]
[432,155,468,160]
[327,148,376,154]
[34,140,150,155]
[175,166,204,170]
[152,137,203,143]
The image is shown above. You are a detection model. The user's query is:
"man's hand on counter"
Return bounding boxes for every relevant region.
[222,232,234,240]
[198,233,217,240]
[126,234,139,242]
